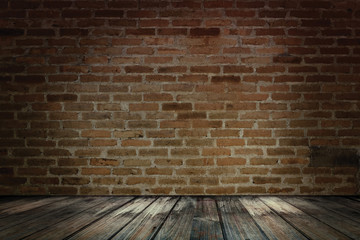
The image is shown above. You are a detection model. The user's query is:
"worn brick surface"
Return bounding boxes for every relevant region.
[0,0,359,195]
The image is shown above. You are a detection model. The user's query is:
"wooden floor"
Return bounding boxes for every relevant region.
[0,196,359,240]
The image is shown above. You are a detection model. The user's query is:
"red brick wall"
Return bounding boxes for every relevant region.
[1,0,359,195]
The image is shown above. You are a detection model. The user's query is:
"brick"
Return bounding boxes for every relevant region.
[175,187,204,195]
[126,28,155,35]
[154,159,182,166]
[162,103,192,111]
[12,149,41,157]
[1,1,360,196]
[90,159,119,167]
[139,148,168,157]
[190,28,220,36]
[202,148,231,156]
[145,168,172,175]
[243,75,273,83]
[171,148,199,156]
[315,177,342,184]
[113,168,142,175]
[217,158,246,166]
[221,177,249,184]
[75,149,102,157]
[93,177,121,185]
[58,158,87,167]
[126,177,156,185]
[112,188,141,195]
[237,186,266,194]
[250,158,278,165]
[50,168,78,175]
[332,186,357,195]
[81,130,111,138]
[176,168,206,175]
[223,47,251,54]
[217,139,245,146]
[190,177,219,185]
[185,158,214,166]
[80,187,110,195]
[125,66,153,73]
[272,167,300,175]
[148,187,172,195]
[82,168,110,175]
[211,76,241,83]
[62,10,92,18]
[122,139,151,147]
[62,177,90,185]
[128,121,157,128]
[241,168,269,175]
[253,177,281,184]
[49,187,77,195]
[225,10,256,17]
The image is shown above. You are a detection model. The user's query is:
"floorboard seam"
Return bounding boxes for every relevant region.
[281,197,356,240]
[107,197,159,240]
[62,196,136,240]
[215,197,227,240]
[238,197,270,240]
[150,196,181,240]
[23,197,113,240]
[259,197,311,240]
[304,197,360,224]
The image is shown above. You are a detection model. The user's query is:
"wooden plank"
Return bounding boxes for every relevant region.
[0,197,32,206]
[348,196,360,202]
[0,197,81,230]
[260,197,351,240]
[0,197,108,240]
[304,197,360,223]
[0,197,67,217]
[190,197,224,240]
[240,196,307,240]
[153,197,196,240]
[329,196,360,211]
[284,197,360,239]
[23,197,134,240]
[67,197,156,240]
[217,197,268,240]
[0,197,43,212]
[112,197,178,240]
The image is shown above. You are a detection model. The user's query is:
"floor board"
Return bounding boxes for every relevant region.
[284,197,360,239]
[0,196,359,240]
[261,197,351,240]
[217,197,267,239]
[154,197,196,240]
[190,197,223,240]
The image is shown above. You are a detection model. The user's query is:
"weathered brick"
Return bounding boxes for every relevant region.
[2,1,360,196]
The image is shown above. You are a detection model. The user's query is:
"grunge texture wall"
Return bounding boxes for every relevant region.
[0,0,360,195]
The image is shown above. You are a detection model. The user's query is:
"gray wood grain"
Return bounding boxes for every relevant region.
[153,197,196,240]
[217,197,268,240]
[0,197,66,217]
[67,197,156,240]
[190,197,224,240]
[305,197,360,223]
[0,197,107,240]
[0,197,41,212]
[0,197,81,230]
[111,197,178,240]
[284,197,360,239]
[240,196,307,240]
[23,197,133,240]
[328,196,360,212]
[261,197,351,240]
[0,196,359,239]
